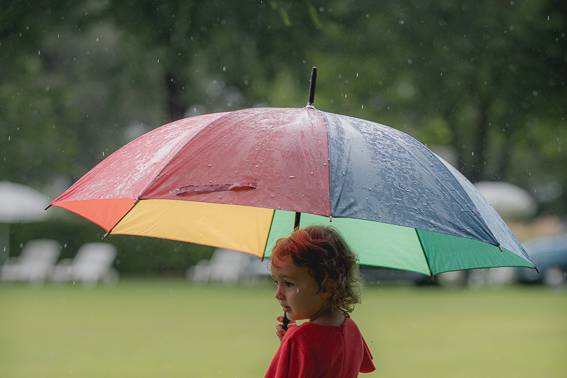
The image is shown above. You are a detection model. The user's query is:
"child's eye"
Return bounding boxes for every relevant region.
[284,281,294,287]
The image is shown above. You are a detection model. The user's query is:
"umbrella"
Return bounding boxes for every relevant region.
[50,68,535,276]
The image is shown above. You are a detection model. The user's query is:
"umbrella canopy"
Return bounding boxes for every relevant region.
[51,106,535,276]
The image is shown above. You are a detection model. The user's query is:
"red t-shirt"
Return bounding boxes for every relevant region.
[265,318,376,378]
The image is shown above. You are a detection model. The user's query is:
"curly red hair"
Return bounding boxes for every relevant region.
[271,226,360,313]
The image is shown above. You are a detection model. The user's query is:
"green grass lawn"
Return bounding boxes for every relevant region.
[1,280,566,378]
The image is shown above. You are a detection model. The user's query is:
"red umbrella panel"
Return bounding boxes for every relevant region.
[52,108,331,256]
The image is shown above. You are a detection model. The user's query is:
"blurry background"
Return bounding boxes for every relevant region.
[1,1,566,377]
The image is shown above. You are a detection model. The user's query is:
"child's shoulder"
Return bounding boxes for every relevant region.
[286,320,344,341]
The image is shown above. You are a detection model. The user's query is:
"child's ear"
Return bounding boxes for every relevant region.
[321,278,336,298]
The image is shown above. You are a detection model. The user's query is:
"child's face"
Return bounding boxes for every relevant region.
[271,254,330,321]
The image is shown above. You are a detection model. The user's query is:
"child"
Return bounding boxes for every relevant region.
[265,226,376,378]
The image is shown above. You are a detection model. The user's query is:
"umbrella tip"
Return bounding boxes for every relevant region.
[306,66,317,108]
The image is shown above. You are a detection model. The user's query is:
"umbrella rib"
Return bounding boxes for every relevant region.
[104,199,141,236]
[316,109,335,216]
[414,229,433,276]
[428,153,502,248]
[260,209,276,262]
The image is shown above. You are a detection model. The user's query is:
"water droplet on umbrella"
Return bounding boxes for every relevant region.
[310,171,314,175]
[255,164,259,168]
[207,164,212,167]
[289,176,296,179]
[323,162,327,166]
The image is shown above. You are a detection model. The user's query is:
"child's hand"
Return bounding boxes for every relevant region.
[275,315,296,341]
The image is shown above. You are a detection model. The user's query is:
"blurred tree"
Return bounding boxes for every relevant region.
[309,0,566,213]
[0,1,80,186]
[105,0,324,121]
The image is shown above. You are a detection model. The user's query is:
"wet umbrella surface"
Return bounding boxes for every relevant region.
[51,69,535,276]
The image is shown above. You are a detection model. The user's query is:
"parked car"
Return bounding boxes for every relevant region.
[517,233,567,287]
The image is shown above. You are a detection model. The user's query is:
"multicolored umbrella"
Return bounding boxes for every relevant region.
[50,68,535,276]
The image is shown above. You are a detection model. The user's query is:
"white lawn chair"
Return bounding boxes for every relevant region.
[0,239,61,283]
[188,249,269,283]
[50,242,118,285]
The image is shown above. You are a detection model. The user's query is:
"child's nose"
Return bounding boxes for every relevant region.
[275,285,285,300]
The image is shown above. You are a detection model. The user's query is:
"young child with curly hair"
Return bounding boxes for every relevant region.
[265,226,376,378]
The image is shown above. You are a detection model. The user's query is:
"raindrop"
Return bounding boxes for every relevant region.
[207,163,212,167]
[289,175,296,179]
[323,162,327,166]
[19,243,23,248]
[37,50,41,56]
[310,171,314,175]
[95,36,100,42]
[157,57,160,63]
[547,15,550,21]
[407,58,413,64]
[399,20,405,25]
[63,243,68,248]
[7,136,10,142]
[471,151,475,156]
[356,72,359,78]
[361,104,364,109]
[532,90,539,97]
[255,164,259,168]
[222,66,227,71]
